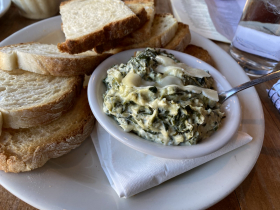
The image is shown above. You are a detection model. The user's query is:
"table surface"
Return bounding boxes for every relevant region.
[1,1,280,210]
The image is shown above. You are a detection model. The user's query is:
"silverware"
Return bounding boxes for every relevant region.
[218,70,280,103]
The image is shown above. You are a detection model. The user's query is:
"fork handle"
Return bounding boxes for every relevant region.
[221,70,280,102]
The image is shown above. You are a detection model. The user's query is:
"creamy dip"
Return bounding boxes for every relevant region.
[103,48,224,145]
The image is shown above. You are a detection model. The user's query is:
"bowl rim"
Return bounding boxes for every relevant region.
[87,48,241,159]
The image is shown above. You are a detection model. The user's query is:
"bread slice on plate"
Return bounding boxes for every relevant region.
[60,0,149,36]
[124,0,155,44]
[126,0,148,27]
[0,42,111,76]
[58,0,141,54]
[109,13,178,54]
[0,69,83,129]
[94,0,155,54]
[164,22,191,52]
[184,44,214,66]
[0,89,95,173]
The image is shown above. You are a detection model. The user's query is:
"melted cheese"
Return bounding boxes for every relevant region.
[121,72,218,101]
[157,76,183,87]
[155,55,210,78]
[122,72,142,87]
[168,85,219,101]
[122,71,155,87]
[155,55,175,66]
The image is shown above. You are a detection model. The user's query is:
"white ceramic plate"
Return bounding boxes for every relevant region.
[88,49,241,159]
[0,16,264,210]
[0,0,11,18]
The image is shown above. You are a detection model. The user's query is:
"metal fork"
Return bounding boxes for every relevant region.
[218,70,280,104]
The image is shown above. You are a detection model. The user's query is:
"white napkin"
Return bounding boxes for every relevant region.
[268,79,280,111]
[91,123,252,198]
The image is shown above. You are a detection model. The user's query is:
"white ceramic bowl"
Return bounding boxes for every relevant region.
[88,48,241,159]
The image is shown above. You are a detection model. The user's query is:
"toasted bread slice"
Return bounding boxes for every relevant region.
[60,1,149,34]
[108,13,178,54]
[184,44,214,66]
[58,0,141,54]
[0,69,83,129]
[60,0,149,54]
[126,0,149,27]
[164,22,191,52]
[124,0,155,44]
[94,0,155,54]
[0,42,112,76]
[0,89,95,173]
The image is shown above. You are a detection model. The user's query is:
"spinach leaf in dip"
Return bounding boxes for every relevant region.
[103,48,224,146]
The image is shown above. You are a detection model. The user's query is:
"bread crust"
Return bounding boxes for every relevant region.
[184,44,214,66]
[108,13,178,54]
[0,42,112,76]
[30,52,111,76]
[58,0,142,54]
[0,73,83,129]
[94,0,155,54]
[132,4,148,25]
[164,22,191,52]
[0,90,95,173]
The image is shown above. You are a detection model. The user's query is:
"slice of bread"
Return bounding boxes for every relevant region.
[94,0,155,54]
[60,1,148,35]
[184,45,214,66]
[164,22,191,52]
[108,13,178,54]
[126,0,148,27]
[124,0,155,44]
[0,69,83,129]
[0,89,95,173]
[0,42,112,76]
[58,0,141,54]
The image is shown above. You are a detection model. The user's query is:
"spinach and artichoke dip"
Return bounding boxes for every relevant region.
[103,48,224,146]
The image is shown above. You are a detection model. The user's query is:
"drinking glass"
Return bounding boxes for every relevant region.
[229,0,280,77]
